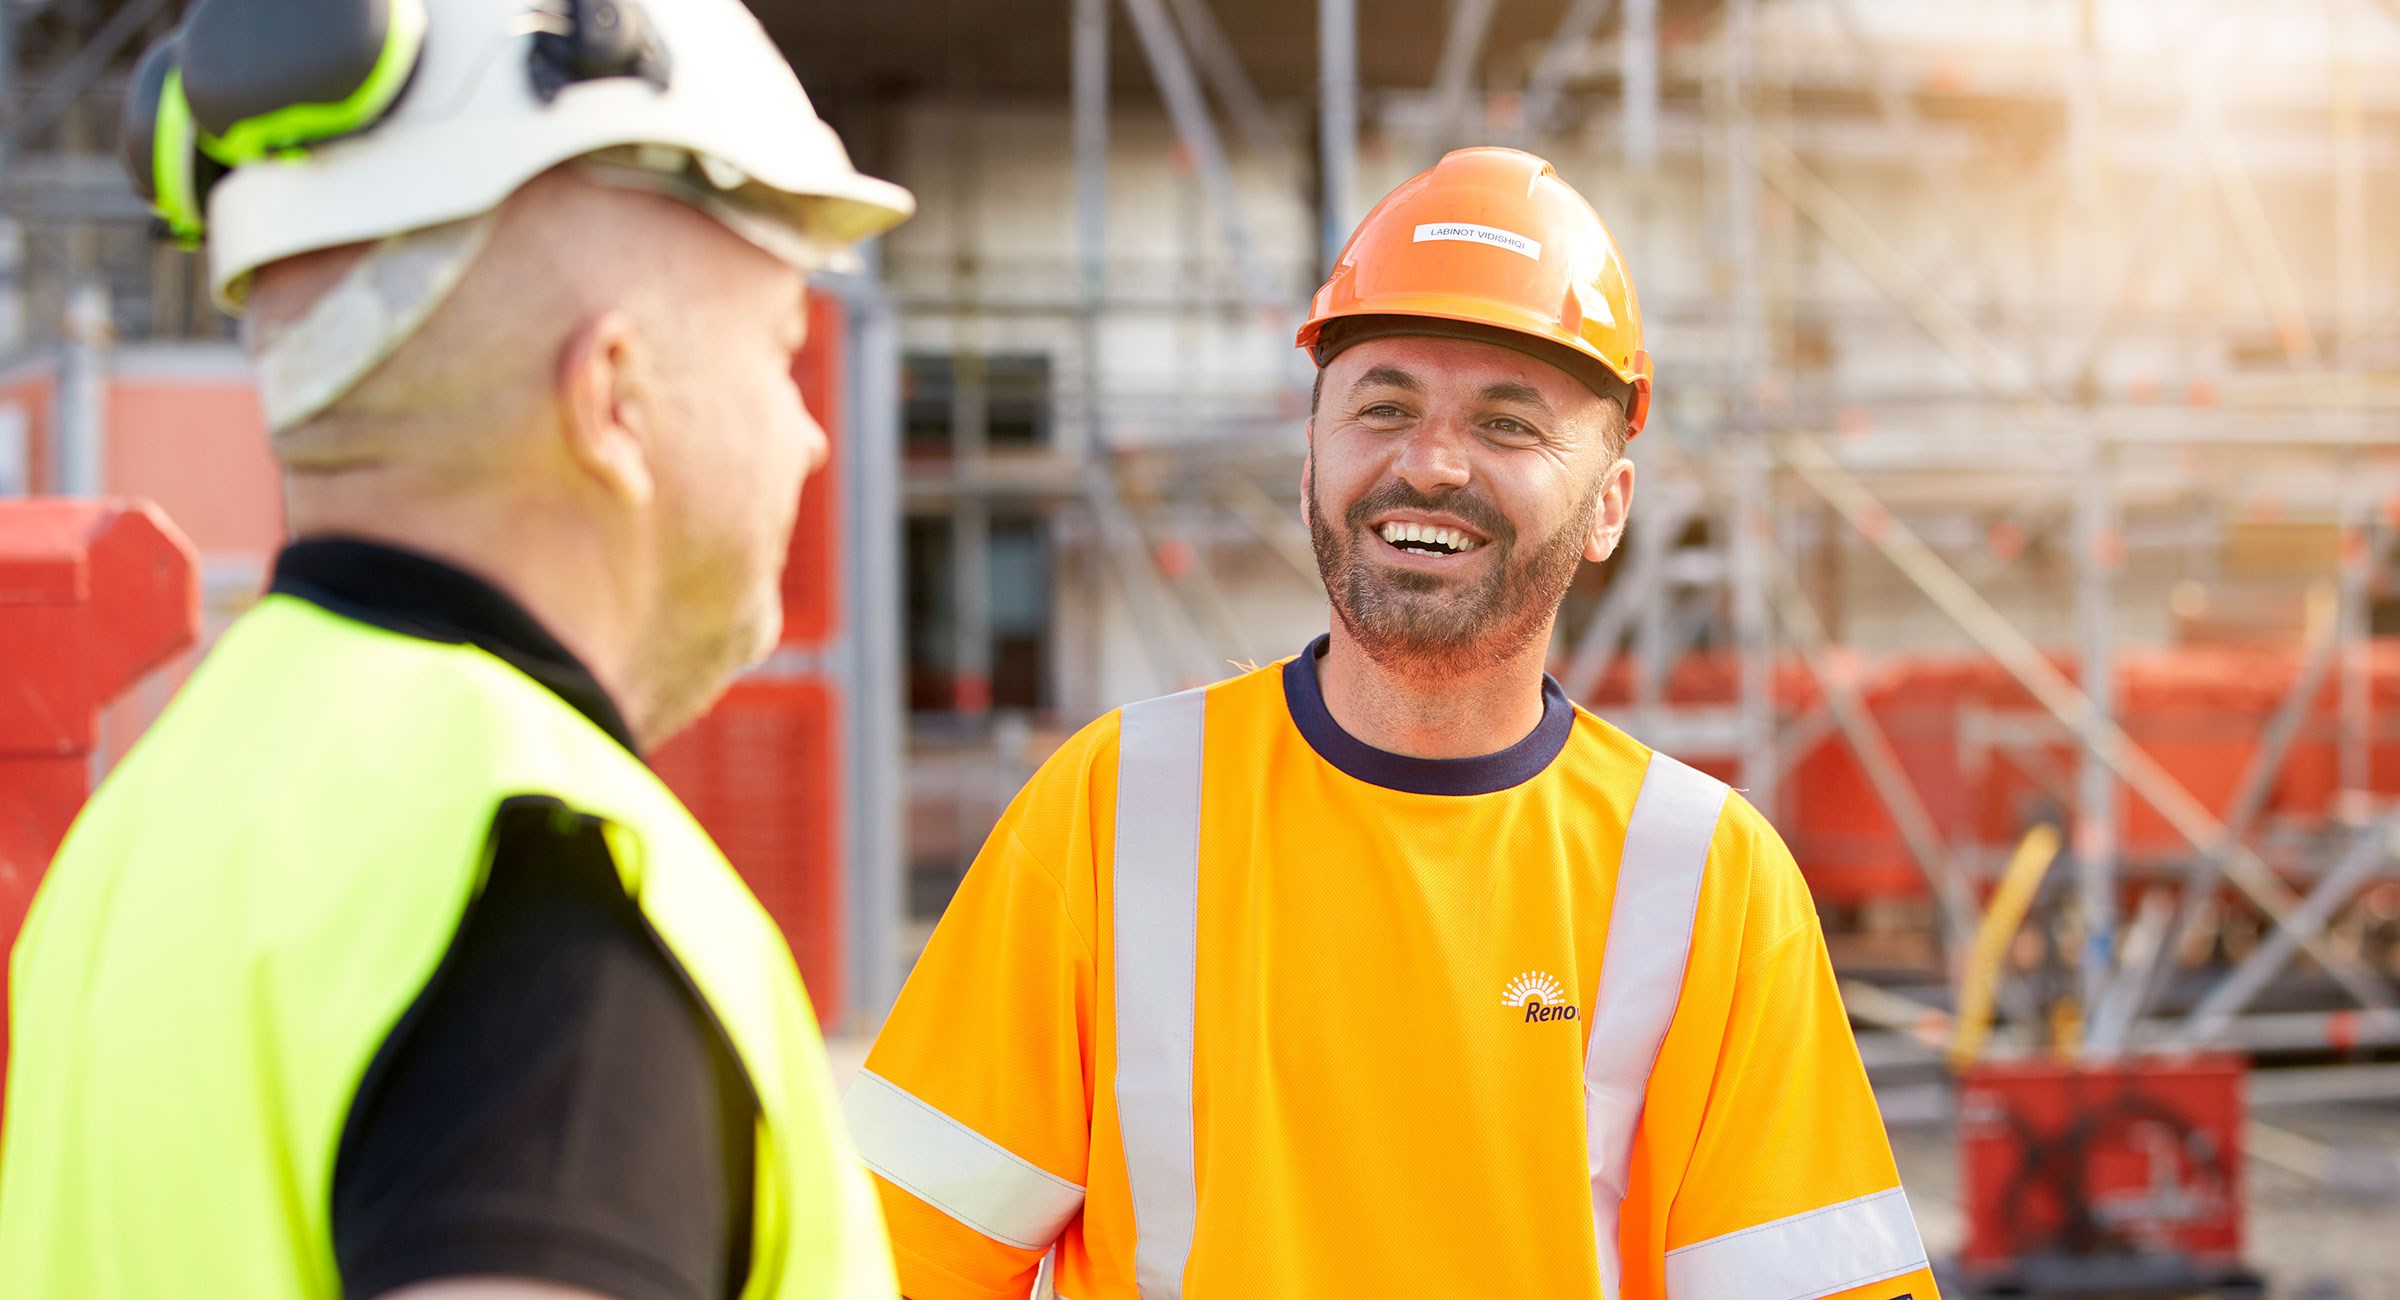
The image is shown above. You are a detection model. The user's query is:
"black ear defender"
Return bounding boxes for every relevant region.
[120,0,431,246]
[528,0,672,104]
[121,0,670,245]
[121,29,220,248]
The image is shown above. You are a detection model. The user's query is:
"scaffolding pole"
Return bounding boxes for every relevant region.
[1515,0,1615,148]
[0,0,172,173]
[1427,0,1499,155]
[1784,434,2397,1013]
[2066,0,2118,1026]
[2181,822,2399,1044]
[2334,18,2373,809]
[57,281,108,497]
[1120,0,1279,315]
[0,0,17,359]
[1075,0,1223,691]
[1318,0,1358,273]
[1769,551,1981,965]
[1822,0,2029,347]
[1166,0,1298,184]
[1629,468,1685,736]
[1723,0,1777,814]
[2176,28,2321,368]
[2095,594,2345,1051]
[1563,484,1693,702]
[1073,0,1129,709]
[0,0,13,123]
[1622,0,1659,170]
[951,357,994,715]
[1075,0,1109,378]
[836,260,907,1027]
[2341,506,2375,809]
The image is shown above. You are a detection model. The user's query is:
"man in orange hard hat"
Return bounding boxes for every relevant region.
[846,148,1936,1300]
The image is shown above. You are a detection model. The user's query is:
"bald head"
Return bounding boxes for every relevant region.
[251,164,830,748]
[251,166,799,476]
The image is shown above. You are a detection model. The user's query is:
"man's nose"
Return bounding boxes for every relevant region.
[1392,419,1473,494]
[798,406,831,478]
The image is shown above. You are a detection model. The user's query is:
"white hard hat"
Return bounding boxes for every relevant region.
[189,0,913,309]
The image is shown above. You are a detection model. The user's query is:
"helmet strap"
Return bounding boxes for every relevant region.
[247,212,498,433]
[574,146,855,274]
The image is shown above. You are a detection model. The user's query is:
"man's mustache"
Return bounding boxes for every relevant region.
[1342,482,1514,546]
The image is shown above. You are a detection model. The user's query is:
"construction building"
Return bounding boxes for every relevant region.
[5,0,2400,1289]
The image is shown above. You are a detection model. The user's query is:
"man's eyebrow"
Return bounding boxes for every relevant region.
[1350,365,1422,393]
[1479,380,1551,412]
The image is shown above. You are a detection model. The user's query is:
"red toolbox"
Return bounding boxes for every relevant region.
[1955,1057,2260,1296]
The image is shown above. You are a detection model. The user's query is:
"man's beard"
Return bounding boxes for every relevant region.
[1308,463,1599,678]
[629,517,788,749]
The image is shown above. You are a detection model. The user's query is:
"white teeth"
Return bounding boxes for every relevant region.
[1377,521,1481,553]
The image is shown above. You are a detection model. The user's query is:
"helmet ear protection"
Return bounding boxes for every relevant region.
[530,0,672,103]
[123,0,670,247]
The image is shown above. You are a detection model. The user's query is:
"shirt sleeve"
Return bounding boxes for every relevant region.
[847,724,1107,1300]
[333,796,757,1300]
[1642,800,1940,1300]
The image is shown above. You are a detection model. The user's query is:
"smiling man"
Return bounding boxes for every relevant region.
[848,148,1935,1300]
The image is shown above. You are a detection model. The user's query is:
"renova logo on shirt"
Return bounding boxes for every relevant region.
[1502,971,1579,1024]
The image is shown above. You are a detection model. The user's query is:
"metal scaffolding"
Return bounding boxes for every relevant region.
[931,0,2400,1064]
[11,0,2400,1059]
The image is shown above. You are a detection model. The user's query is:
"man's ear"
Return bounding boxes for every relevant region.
[1585,453,1636,563]
[556,310,655,509]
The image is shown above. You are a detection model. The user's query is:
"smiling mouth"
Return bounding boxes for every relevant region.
[1375,521,1485,558]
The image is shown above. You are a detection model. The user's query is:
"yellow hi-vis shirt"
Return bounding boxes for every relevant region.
[851,641,1936,1300]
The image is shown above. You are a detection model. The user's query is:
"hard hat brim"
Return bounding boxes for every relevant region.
[1308,308,1638,418]
[202,1,916,311]
[209,83,915,309]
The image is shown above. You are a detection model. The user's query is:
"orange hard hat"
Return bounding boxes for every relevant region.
[1299,147,1652,435]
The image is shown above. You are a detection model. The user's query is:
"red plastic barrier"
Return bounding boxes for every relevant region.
[651,678,843,1028]
[0,499,200,1089]
[1573,644,2400,903]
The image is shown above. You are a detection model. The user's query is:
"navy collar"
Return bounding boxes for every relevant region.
[269,538,641,758]
[1280,635,1573,796]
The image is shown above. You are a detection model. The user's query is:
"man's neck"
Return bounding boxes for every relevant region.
[1313,620,1553,760]
[286,479,650,733]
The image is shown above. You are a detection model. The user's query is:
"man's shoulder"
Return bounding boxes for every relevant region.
[1030,662,1287,790]
[1702,787,1820,959]
[1001,663,1284,871]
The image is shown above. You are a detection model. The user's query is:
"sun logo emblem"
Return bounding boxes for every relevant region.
[1502,971,1578,1023]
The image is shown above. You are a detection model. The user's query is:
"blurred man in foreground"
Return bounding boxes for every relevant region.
[848,148,1935,1299]
[0,2,910,1297]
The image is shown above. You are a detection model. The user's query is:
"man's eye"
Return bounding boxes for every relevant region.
[1362,403,1407,419]
[1488,417,1531,436]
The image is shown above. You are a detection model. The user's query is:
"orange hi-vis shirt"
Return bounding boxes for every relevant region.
[851,640,1937,1300]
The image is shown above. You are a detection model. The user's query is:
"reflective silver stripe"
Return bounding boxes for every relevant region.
[844,1069,1086,1251]
[1664,1187,1928,1300]
[1111,688,1209,1298]
[1585,751,1729,1300]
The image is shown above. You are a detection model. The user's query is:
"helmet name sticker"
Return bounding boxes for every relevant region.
[1412,222,1543,261]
